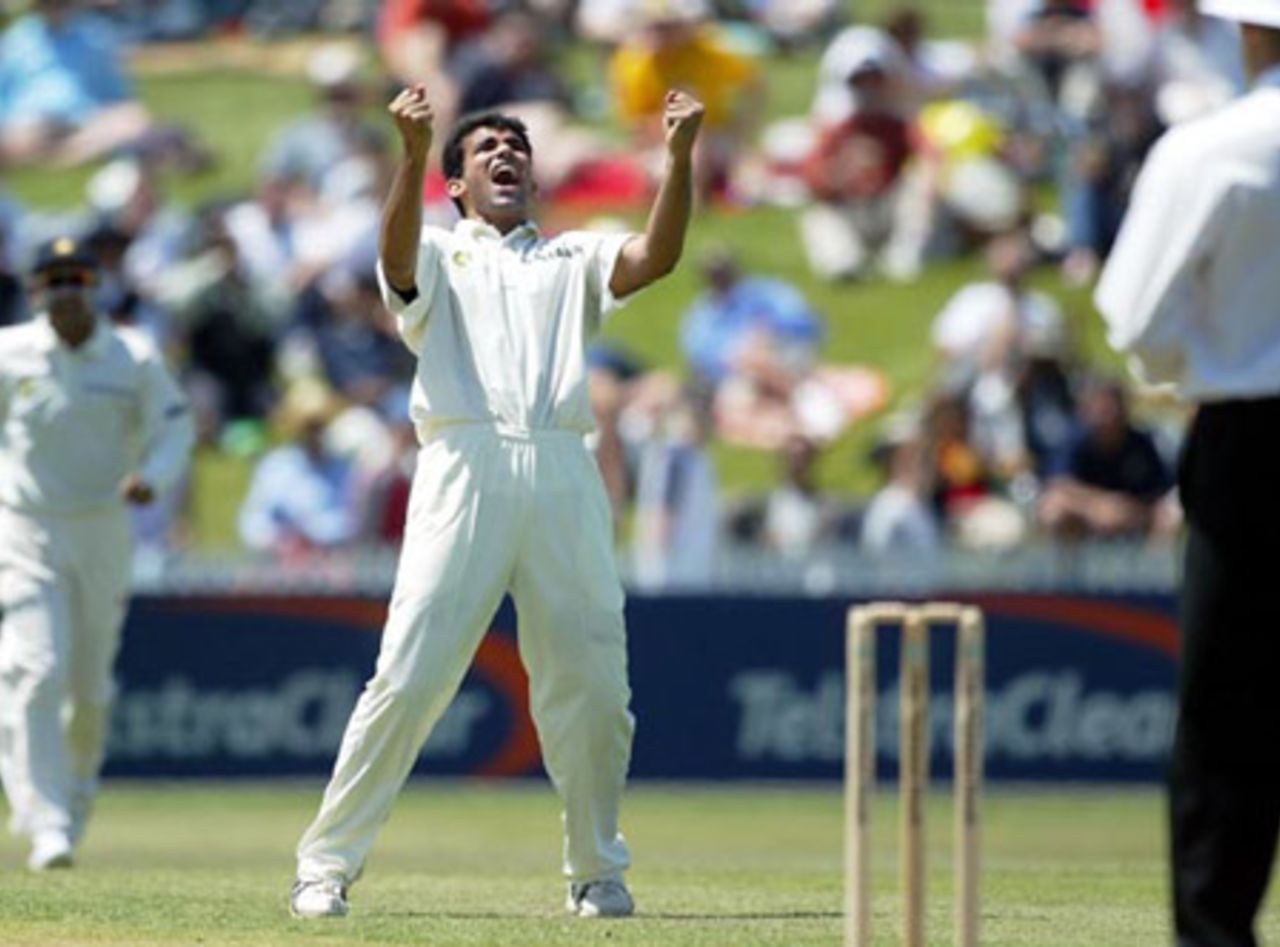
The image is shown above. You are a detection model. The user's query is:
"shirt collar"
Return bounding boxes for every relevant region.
[456,218,539,246]
[1255,65,1280,91]
[35,313,110,358]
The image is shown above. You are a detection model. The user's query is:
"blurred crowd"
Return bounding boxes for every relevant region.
[0,0,1234,584]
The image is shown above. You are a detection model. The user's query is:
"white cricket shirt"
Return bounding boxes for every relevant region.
[377,219,634,437]
[1096,66,1280,402]
[0,317,194,515]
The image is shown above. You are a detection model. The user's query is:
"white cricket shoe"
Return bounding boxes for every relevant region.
[290,879,349,918]
[28,832,74,871]
[566,879,634,918]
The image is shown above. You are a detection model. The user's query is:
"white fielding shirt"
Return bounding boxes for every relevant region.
[377,219,633,436]
[1096,66,1280,402]
[0,317,194,515]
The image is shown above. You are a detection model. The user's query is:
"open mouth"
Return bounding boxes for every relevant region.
[491,165,520,186]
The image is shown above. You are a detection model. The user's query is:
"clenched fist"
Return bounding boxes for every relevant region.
[388,85,434,160]
[663,89,705,162]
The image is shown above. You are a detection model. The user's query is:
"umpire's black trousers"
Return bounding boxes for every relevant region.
[1172,396,1280,947]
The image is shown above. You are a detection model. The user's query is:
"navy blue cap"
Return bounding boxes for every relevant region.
[31,236,98,275]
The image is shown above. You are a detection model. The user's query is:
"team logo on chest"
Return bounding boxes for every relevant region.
[452,250,473,269]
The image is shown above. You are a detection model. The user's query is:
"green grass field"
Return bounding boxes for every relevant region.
[0,782,1275,945]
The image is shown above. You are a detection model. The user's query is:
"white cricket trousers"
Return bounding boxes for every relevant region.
[0,504,131,840]
[297,424,634,886]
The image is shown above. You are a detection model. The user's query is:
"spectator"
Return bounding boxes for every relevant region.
[609,0,761,194]
[377,0,498,129]
[682,249,822,385]
[759,435,833,556]
[681,249,888,448]
[882,6,978,113]
[630,386,719,589]
[814,12,973,127]
[1013,0,1102,117]
[575,0,641,44]
[219,173,306,300]
[1038,378,1174,539]
[988,0,1041,68]
[799,32,921,281]
[450,11,569,116]
[931,230,1073,476]
[862,420,942,554]
[586,343,650,527]
[1015,340,1077,478]
[1060,78,1163,285]
[83,222,167,345]
[354,419,418,546]
[931,230,1064,380]
[84,159,195,305]
[1151,0,1245,124]
[912,99,1026,258]
[0,0,206,168]
[812,26,909,126]
[296,268,414,417]
[157,212,286,422]
[239,385,358,555]
[260,44,388,197]
[732,0,842,49]
[448,11,610,193]
[925,390,997,523]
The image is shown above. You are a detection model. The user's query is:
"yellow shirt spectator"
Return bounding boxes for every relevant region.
[610,28,758,131]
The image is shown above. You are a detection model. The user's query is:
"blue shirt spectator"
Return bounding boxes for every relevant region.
[259,45,386,195]
[681,253,823,384]
[0,8,133,129]
[239,408,358,553]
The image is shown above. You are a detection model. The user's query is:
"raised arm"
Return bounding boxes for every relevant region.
[609,90,705,300]
[380,85,435,295]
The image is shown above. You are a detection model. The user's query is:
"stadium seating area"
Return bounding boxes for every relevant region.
[0,0,1230,586]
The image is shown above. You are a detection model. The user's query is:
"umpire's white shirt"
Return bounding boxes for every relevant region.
[1096,67,1280,401]
[0,316,193,513]
[377,219,632,436]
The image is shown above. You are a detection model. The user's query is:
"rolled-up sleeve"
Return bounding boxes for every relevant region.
[586,230,640,326]
[377,229,442,354]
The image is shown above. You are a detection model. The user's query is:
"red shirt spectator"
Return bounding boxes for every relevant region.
[377,0,492,51]
[803,112,912,202]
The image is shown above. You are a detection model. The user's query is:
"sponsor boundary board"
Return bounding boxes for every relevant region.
[106,594,1178,782]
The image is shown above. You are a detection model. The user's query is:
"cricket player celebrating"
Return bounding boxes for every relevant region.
[0,237,193,870]
[291,87,704,919]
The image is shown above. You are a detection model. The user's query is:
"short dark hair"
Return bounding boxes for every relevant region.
[441,111,532,215]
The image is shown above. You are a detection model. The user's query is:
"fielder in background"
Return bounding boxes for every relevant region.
[1096,2,1280,943]
[290,86,704,919]
[0,237,194,871]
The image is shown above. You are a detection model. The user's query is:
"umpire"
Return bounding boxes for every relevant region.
[1096,3,1280,944]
